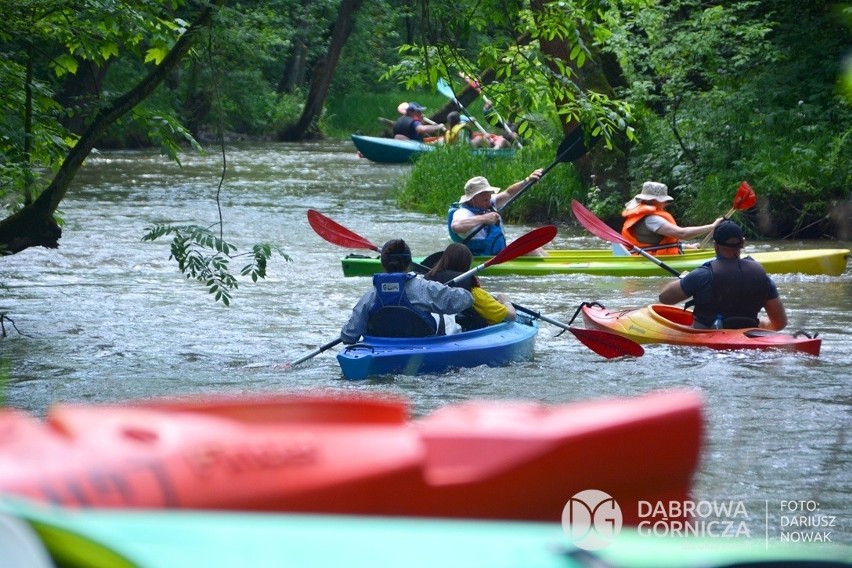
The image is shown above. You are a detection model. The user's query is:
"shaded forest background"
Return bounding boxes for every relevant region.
[1,0,850,260]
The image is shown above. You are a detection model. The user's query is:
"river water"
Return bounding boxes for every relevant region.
[1,141,850,547]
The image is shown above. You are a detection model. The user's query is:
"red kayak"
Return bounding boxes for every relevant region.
[581,303,821,355]
[0,390,702,525]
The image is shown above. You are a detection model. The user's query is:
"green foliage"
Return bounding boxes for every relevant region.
[380,1,640,149]
[0,0,192,201]
[611,0,851,235]
[395,143,584,223]
[142,224,289,305]
[324,90,449,138]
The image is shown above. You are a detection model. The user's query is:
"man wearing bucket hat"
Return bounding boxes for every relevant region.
[659,220,787,330]
[393,102,445,142]
[447,169,545,257]
[621,181,723,255]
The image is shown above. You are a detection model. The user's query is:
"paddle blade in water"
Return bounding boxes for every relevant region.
[733,181,756,211]
[487,225,558,267]
[568,328,645,358]
[307,209,380,252]
[571,200,631,247]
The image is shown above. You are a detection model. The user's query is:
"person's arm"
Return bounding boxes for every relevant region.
[340,291,374,344]
[492,292,516,321]
[659,279,689,304]
[450,208,500,234]
[418,279,473,314]
[760,297,787,331]
[653,217,724,240]
[494,169,543,209]
[415,122,446,137]
[470,287,512,324]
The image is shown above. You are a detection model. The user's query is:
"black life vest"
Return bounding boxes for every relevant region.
[691,257,771,328]
[393,116,419,140]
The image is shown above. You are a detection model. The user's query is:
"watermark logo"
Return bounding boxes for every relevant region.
[561,489,623,550]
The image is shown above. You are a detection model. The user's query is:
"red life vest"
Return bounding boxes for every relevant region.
[621,205,681,256]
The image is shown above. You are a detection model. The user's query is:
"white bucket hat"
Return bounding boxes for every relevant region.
[625,181,673,208]
[459,176,500,203]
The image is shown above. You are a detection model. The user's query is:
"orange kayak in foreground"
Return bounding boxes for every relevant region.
[0,390,702,525]
[581,303,821,356]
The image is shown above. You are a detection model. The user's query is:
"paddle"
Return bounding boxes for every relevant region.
[511,303,644,358]
[437,78,492,138]
[446,225,558,285]
[286,338,343,369]
[286,225,557,369]
[308,209,433,273]
[420,127,594,268]
[698,181,757,248]
[397,102,439,126]
[571,199,682,278]
[307,208,381,253]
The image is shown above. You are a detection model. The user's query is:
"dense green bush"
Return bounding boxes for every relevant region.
[394,143,584,225]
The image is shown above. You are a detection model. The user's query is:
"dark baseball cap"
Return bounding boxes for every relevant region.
[406,102,426,112]
[713,220,744,248]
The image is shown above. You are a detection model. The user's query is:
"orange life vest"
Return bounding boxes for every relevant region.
[621,205,681,255]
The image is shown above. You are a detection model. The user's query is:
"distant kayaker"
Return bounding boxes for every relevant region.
[443,112,471,145]
[340,239,472,344]
[448,171,546,257]
[393,102,445,142]
[621,181,723,255]
[658,220,788,330]
[424,243,516,332]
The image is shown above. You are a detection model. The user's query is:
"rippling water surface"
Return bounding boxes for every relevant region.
[1,141,849,545]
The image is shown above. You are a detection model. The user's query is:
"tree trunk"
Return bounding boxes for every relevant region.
[536,14,631,208]
[278,0,364,141]
[0,1,224,255]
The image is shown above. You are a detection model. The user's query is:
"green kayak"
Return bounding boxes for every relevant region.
[4,499,849,568]
[341,248,850,277]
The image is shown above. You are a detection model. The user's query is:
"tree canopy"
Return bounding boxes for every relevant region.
[0,0,849,270]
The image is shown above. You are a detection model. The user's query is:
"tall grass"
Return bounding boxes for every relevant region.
[324,91,467,139]
[396,143,584,224]
[324,92,584,227]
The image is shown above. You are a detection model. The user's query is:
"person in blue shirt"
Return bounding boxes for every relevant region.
[659,220,787,330]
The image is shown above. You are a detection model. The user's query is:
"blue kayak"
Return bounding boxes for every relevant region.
[351,134,516,164]
[352,134,433,163]
[337,318,538,380]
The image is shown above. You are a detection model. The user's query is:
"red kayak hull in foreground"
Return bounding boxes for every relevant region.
[0,390,702,525]
[582,303,821,355]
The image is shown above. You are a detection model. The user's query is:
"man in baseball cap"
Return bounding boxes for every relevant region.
[659,220,787,330]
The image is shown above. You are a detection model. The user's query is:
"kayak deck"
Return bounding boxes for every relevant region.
[340,248,850,277]
[337,317,538,380]
[0,390,702,523]
[581,303,821,355]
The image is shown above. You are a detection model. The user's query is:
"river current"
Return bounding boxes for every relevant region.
[1,141,849,546]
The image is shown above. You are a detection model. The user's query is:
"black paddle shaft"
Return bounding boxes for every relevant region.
[459,126,593,245]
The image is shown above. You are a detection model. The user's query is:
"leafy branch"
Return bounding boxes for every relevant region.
[142,224,289,306]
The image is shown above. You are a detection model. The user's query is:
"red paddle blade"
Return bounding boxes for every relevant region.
[733,181,756,210]
[307,209,380,252]
[486,225,557,267]
[568,327,645,358]
[571,200,631,247]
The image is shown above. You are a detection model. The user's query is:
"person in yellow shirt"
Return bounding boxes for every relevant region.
[424,243,515,331]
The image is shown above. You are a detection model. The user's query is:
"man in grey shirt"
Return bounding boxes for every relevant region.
[340,239,472,344]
